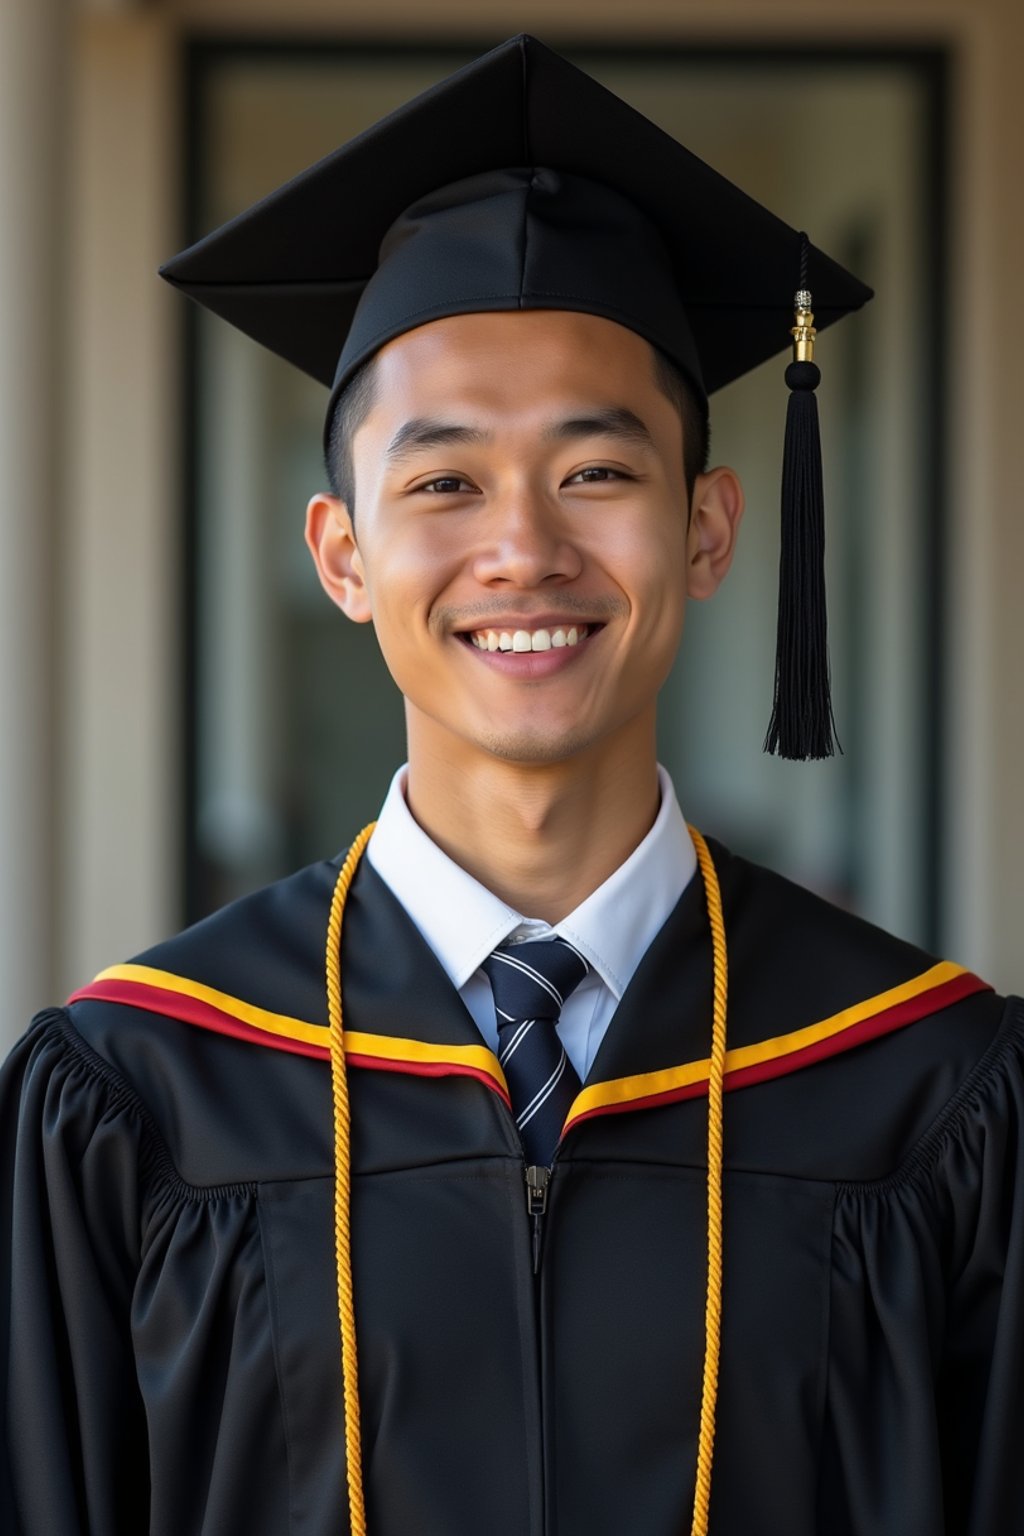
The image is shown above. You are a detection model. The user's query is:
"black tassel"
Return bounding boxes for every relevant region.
[763,248,840,760]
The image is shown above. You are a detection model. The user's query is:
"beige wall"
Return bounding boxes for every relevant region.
[45,0,1023,1014]
[60,17,182,1002]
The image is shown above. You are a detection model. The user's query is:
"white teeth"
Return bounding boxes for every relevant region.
[467,623,592,651]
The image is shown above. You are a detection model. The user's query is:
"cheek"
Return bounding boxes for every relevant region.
[600,515,687,634]
[622,552,687,698]
[358,524,460,670]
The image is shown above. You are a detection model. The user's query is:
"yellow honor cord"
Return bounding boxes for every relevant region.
[326,820,376,1536]
[326,819,728,1536]
[687,824,728,1536]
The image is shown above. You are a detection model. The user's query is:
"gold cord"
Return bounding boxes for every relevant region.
[326,820,377,1536]
[687,824,728,1536]
[325,820,728,1536]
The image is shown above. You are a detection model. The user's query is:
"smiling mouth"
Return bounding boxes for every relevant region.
[457,623,603,653]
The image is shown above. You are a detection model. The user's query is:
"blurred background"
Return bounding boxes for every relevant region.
[2,0,1022,1048]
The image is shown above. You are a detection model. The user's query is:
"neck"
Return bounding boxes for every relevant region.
[403,712,661,924]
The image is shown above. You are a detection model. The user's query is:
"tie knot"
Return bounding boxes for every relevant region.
[480,936,590,1024]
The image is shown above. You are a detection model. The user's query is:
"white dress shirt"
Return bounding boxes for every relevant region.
[365,762,697,1083]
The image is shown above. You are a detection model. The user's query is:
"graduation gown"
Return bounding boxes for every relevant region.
[2,834,1023,1536]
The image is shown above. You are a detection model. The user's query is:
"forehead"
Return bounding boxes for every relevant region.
[369,309,658,408]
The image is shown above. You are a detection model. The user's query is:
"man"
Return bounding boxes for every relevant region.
[2,34,1022,1536]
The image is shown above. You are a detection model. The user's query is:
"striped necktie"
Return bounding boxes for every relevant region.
[480,936,590,1167]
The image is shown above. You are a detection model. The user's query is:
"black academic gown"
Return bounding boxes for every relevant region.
[2,835,1023,1536]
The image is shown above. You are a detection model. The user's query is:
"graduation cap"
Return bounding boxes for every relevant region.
[160,32,873,760]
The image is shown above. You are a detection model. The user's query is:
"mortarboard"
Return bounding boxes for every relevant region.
[160,33,873,763]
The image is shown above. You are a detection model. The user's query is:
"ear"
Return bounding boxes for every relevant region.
[685,466,745,600]
[304,492,374,624]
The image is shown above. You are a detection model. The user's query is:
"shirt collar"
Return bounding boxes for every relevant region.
[365,762,697,1001]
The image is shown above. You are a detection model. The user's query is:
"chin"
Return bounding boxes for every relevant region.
[473,722,600,765]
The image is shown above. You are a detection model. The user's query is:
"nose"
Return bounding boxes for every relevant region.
[470,490,584,589]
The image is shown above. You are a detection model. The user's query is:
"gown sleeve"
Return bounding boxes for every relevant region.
[824,996,1024,1536]
[935,995,1024,1532]
[1,1008,150,1533]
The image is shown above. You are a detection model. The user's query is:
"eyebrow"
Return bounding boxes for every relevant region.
[548,408,656,453]
[382,406,657,466]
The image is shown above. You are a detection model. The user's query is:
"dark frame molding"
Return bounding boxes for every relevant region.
[178,33,950,944]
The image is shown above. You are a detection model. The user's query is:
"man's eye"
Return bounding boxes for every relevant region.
[417,476,473,494]
[566,466,631,484]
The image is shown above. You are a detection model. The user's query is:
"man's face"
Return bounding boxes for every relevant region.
[313,309,732,768]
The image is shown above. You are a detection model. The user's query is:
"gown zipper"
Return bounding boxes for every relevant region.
[523,1153,557,1535]
[514,1123,567,1533]
[525,1164,551,1273]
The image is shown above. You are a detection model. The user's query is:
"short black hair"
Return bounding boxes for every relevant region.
[650,344,711,505]
[324,339,710,521]
[324,353,381,521]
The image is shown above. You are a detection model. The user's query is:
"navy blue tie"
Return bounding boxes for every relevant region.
[480,937,590,1167]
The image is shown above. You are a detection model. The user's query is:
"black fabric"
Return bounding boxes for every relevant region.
[327,164,710,432]
[157,33,873,446]
[2,841,1022,1534]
